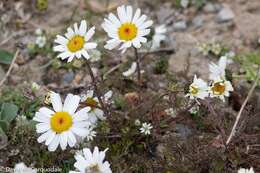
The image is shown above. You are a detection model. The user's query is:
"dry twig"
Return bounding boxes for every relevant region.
[226,66,260,146]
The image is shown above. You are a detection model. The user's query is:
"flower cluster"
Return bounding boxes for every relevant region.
[187,56,234,102]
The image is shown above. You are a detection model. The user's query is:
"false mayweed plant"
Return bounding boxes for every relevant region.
[102,5,153,83]
[69,147,112,173]
[187,55,234,103]
[33,92,95,151]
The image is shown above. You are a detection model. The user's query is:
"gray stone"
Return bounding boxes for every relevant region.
[217,5,235,23]
[173,21,187,31]
[203,3,217,13]
[63,71,75,84]
[192,16,204,28]
[175,123,192,139]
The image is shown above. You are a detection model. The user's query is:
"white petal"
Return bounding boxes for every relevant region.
[63,95,80,114]
[33,113,49,124]
[71,127,88,137]
[108,13,121,27]
[54,35,68,45]
[73,107,91,122]
[37,130,52,143]
[53,45,66,52]
[81,50,90,59]
[94,109,105,120]
[50,92,63,112]
[57,52,72,60]
[139,20,153,30]
[85,27,95,41]
[60,132,68,150]
[133,38,141,48]
[67,131,77,147]
[36,123,50,133]
[74,23,79,34]
[126,6,133,22]
[84,42,97,49]
[104,39,121,50]
[138,36,147,43]
[119,41,132,50]
[39,107,54,117]
[135,15,147,27]
[138,29,151,37]
[117,5,127,23]
[76,51,82,58]
[79,20,87,36]
[67,55,75,62]
[132,8,141,23]
[45,131,56,145]
[48,134,60,151]
[65,27,74,39]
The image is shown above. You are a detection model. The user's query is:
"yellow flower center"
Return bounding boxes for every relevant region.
[85,164,100,173]
[85,97,98,111]
[67,35,85,52]
[118,23,138,41]
[50,112,73,133]
[190,85,199,95]
[212,81,225,95]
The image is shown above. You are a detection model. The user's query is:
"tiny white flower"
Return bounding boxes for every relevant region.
[33,92,93,151]
[238,167,255,173]
[14,162,37,173]
[35,36,46,48]
[186,75,209,100]
[102,5,153,53]
[209,56,227,80]
[151,24,167,50]
[85,127,97,141]
[189,105,200,114]
[35,28,43,35]
[180,0,189,8]
[31,82,40,91]
[89,49,102,62]
[164,108,176,118]
[123,62,137,77]
[140,122,153,135]
[69,147,112,173]
[209,78,233,102]
[53,20,97,62]
[134,119,141,126]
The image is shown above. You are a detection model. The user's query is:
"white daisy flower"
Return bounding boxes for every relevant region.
[14,162,37,173]
[209,56,227,80]
[123,62,137,77]
[140,122,153,135]
[151,24,167,50]
[186,75,209,100]
[209,78,234,102]
[81,90,105,124]
[238,168,255,173]
[53,20,97,62]
[33,92,92,151]
[102,5,153,53]
[69,147,112,173]
[35,35,46,48]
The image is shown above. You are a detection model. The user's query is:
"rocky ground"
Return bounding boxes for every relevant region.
[0,0,260,173]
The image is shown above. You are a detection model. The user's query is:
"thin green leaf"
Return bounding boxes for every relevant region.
[0,103,19,123]
[0,49,14,65]
[0,120,9,132]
